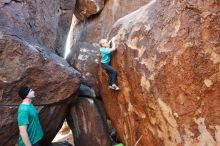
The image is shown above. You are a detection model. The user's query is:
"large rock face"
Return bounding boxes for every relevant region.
[0,0,80,146]
[68,0,150,96]
[99,0,220,146]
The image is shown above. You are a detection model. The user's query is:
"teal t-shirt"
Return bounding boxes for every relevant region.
[100,47,111,63]
[17,104,43,146]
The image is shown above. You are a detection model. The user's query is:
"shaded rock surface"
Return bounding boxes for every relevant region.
[67,96,111,146]
[0,0,80,146]
[98,0,220,146]
[78,84,96,98]
[69,43,100,94]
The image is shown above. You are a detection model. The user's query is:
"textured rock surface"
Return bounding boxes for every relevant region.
[67,97,111,146]
[74,0,104,20]
[98,0,220,146]
[68,0,150,95]
[0,106,18,146]
[0,0,80,145]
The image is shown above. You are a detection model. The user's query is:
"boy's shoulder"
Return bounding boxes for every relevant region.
[18,104,31,112]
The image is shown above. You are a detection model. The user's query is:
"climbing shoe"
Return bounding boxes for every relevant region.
[109,84,120,91]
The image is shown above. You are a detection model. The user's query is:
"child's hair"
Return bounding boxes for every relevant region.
[99,39,107,47]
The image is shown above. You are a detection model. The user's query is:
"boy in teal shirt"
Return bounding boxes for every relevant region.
[17,86,43,146]
[99,37,120,90]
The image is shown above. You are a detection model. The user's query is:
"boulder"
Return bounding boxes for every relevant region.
[99,0,220,146]
[0,35,80,105]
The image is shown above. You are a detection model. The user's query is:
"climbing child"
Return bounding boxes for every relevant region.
[99,37,120,91]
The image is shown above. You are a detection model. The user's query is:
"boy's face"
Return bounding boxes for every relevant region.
[27,89,35,98]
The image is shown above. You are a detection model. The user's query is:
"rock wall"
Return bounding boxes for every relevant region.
[98,0,220,146]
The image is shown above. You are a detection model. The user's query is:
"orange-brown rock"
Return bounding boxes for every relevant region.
[99,0,220,146]
[74,0,104,20]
